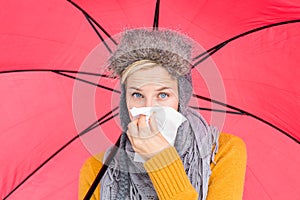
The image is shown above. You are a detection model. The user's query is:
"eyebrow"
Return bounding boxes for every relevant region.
[156,86,172,91]
[128,87,141,91]
[128,86,172,91]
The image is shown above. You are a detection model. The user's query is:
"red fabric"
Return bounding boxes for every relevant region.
[0,0,299,199]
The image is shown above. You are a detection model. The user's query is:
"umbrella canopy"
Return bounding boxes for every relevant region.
[1,0,300,199]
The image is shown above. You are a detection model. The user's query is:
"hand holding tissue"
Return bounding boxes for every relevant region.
[128,106,187,162]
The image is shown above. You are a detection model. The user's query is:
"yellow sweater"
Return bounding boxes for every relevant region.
[79,133,247,200]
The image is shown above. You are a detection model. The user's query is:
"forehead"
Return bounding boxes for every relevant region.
[125,66,177,88]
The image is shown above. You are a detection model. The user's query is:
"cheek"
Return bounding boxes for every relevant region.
[170,98,179,111]
[126,94,133,110]
[168,90,179,111]
[160,97,179,111]
[126,95,131,108]
[126,95,144,109]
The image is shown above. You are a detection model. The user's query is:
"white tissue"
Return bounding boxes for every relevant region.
[129,106,187,162]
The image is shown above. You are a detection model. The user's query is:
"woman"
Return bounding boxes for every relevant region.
[79,29,247,200]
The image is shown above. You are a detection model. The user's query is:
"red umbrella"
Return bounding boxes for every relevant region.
[1,0,299,199]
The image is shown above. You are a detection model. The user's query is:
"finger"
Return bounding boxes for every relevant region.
[127,120,138,137]
[131,118,138,126]
[126,130,138,149]
[149,112,159,134]
[137,115,147,128]
[137,115,153,138]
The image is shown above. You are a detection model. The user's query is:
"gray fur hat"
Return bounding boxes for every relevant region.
[108,29,193,78]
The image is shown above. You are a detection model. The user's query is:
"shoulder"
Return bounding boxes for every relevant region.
[218,133,247,154]
[80,152,105,176]
[79,152,105,199]
[211,133,247,168]
[207,133,247,199]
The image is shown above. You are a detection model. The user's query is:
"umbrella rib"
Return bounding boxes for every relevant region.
[192,94,300,144]
[152,0,160,30]
[67,0,118,45]
[59,69,113,78]
[0,69,114,78]
[79,106,119,137]
[52,70,121,94]
[3,107,119,200]
[192,19,300,67]
[192,43,226,68]
[192,42,226,62]
[84,14,113,54]
[189,106,244,115]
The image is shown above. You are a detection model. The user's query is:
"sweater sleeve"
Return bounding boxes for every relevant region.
[144,146,198,200]
[78,153,104,200]
[143,133,247,200]
[207,133,247,200]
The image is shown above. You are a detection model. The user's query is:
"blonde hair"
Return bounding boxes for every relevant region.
[121,60,158,84]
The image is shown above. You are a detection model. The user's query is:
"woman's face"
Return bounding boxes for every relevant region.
[125,66,179,116]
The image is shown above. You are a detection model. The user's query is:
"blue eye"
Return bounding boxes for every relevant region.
[132,92,143,98]
[159,93,168,99]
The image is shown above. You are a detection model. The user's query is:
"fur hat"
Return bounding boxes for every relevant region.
[112,29,194,131]
[108,29,193,78]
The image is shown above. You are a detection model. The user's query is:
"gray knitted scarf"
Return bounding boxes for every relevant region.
[100,75,219,200]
